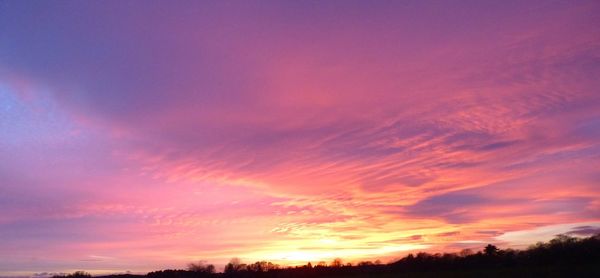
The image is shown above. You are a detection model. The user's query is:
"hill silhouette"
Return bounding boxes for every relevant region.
[55,234,600,278]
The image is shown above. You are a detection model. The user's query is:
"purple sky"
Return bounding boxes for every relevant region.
[1,0,600,275]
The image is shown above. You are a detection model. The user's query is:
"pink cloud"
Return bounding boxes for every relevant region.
[1,0,600,275]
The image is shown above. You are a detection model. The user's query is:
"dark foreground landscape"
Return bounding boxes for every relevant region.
[55,234,600,278]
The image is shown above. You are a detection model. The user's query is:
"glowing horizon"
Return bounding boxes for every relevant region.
[1,0,599,276]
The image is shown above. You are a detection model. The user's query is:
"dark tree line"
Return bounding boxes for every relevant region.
[58,233,600,278]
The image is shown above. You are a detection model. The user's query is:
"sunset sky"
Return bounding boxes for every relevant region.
[1,0,600,276]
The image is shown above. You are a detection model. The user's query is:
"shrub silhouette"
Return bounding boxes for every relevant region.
[224,258,246,274]
[52,271,91,278]
[187,261,215,274]
[246,261,280,272]
[484,244,499,256]
[330,258,343,268]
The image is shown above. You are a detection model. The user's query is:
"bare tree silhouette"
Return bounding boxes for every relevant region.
[187,261,215,274]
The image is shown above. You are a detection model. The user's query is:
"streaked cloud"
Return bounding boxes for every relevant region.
[1,0,599,275]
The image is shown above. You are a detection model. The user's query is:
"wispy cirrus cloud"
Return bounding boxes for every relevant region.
[1,0,599,275]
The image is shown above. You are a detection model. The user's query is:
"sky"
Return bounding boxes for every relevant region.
[1,0,600,275]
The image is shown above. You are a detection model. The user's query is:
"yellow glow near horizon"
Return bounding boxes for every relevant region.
[243,243,431,265]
